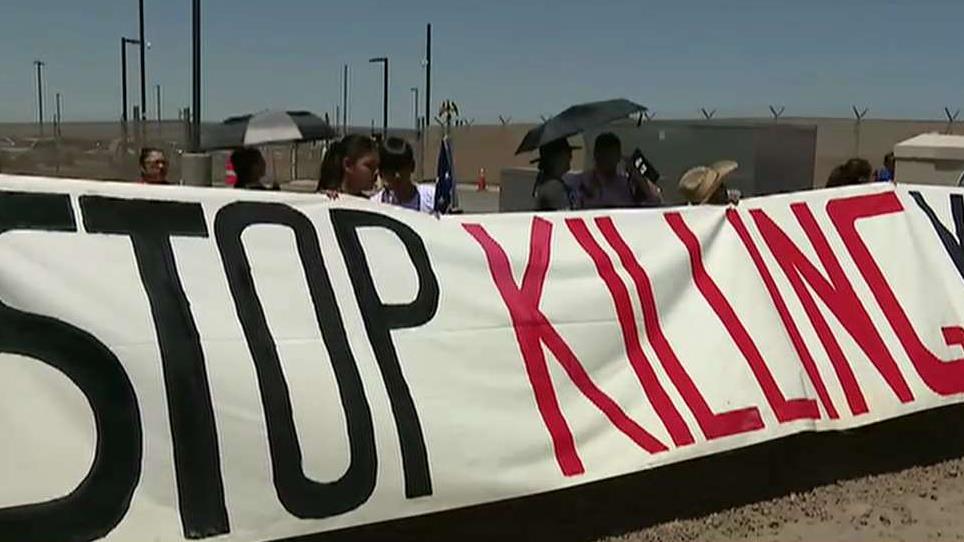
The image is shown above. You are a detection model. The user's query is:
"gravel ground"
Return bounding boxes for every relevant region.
[606,457,964,542]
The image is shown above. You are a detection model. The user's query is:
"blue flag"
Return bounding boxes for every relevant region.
[434,137,456,213]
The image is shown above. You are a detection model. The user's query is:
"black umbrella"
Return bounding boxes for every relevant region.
[515,99,647,154]
[203,110,337,150]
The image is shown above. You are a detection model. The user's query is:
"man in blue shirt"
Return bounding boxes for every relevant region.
[875,152,895,183]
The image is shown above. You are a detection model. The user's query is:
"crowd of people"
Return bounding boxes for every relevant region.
[139,135,435,213]
[532,132,739,211]
[138,135,441,214]
[134,134,898,215]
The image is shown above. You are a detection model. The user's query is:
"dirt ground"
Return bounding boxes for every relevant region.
[607,457,964,542]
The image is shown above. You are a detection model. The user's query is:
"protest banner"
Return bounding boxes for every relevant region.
[1,175,963,542]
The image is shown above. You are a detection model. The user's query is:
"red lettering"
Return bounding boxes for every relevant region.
[665,212,818,424]
[751,204,914,415]
[564,218,698,445]
[828,192,964,396]
[585,217,764,438]
[726,209,839,419]
[463,218,668,477]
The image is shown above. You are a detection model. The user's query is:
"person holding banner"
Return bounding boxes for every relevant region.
[317,135,379,196]
[138,147,169,185]
[566,133,663,209]
[372,137,436,213]
[532,138,579,211]
[230,148,271,190]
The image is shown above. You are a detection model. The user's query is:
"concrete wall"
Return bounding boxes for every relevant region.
[772,117,954,187]
[896,158,964,186]
[583,122,816,204]
[2,117,956,191]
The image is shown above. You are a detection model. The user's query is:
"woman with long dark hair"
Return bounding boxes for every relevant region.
[318,134,379,196]
[230,147,267,190]
[532,139,578,211]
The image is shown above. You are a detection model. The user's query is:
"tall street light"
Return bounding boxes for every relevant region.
[55,92,63,137]
[342,64,349,135]
[155,83,162,123]
[120,37,141,126]
[410,87,419,135]
[138,0,147,121]
[422,24,431,181]
[424,24,431,136]
[33,60,45,136]
[369,57,388,138]
[191,0,201,151]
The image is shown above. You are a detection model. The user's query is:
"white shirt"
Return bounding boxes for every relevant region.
[371,183,436,214]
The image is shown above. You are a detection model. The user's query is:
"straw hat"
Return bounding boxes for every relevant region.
[678,161,739,204]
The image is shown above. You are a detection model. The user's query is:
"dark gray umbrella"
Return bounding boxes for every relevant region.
[515,99,647,154]
[203,110,337,150]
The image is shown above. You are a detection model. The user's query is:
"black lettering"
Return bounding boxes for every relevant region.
[910,191,964,281]
[0,192,141,542]
[214,202,376,518]
[80,196,227,539]
[330,209,439,498]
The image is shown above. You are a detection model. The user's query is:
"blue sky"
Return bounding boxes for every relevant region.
[1,0,961,124]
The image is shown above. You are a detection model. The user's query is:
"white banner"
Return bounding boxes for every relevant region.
[2,175,964,542]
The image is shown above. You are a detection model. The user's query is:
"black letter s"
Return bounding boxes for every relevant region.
[0,192,142,542]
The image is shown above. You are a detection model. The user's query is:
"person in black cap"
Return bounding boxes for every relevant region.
[532,138,579,211]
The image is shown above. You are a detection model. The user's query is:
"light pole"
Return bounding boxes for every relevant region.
[342,64,349,135]
[181,0,213,188]
[425,24,431,134]
[120,37,143,125]
[410,87,419,135]
[138,0,147,121]
[55,92,62,137]
[33,60,45,136]
[423,23,432,181]
[191,0,201,151]
[155,84,161,122]
[411,86,420,178]
[369,57,388,138]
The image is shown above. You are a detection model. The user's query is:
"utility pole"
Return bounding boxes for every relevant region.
[34,60,46,136]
